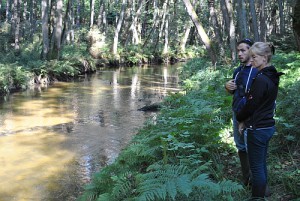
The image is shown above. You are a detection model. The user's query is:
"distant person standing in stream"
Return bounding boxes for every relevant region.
[236,42,283,199]
[225,38,258,186]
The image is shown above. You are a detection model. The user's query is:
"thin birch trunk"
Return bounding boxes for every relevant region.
[6,0,11,22]
[278,0,285,34]
[112,0,126,55]
[12,0,20,51]
[41,0,49,59]
[208,0,224,56]
[237,0,249,39]
[29,0,37,40]
[142,0,158,48]
[76,0,80,27]
[162,12,169,54]
[90,0,95,27]
[97,0,104,28]
[23,0,27,20]
[182,0,217,66]
[220,0,230,36]
[259,0,266,41]
[180,23,192,52]
[292,0,300,51]
[129,0,144,44]
[55,0,63,52]
[225,0,237,63]
[158,0,168,48]
[249,0,259,41]
[62,0,71,45]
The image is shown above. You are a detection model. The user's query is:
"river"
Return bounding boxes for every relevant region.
[0,64,181,201]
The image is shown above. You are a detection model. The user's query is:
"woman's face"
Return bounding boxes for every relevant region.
[250,53,267,70]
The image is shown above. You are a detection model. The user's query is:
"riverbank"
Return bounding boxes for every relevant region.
[79,53,300,200]
[0,43,190,97]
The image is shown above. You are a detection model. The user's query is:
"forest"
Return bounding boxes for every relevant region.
[0,0,299,93]
[0,0,299,200]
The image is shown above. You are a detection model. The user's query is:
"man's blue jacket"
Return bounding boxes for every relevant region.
[232,65,258,113]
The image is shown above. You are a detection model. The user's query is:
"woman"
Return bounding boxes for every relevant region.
[236,42,283,199]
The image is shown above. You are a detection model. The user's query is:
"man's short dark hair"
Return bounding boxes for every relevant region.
[237,38,254,47]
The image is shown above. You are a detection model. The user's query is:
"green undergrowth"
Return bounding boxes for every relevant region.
[79,52,300,201]
[267,52,300,199]
[0,39,97,95]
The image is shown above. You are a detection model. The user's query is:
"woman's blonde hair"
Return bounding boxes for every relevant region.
[249,42,275,63]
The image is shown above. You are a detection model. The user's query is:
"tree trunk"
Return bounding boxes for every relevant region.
[49,0,63,59]
[23,0,27,21]
[157,0,168,52]
[220,0,230,36]
[54,0,63,58]
[41,0,49,59]
[270,6,277,34]
[97,0,104,29]
[237,0,249,39]
[142,0,158,48]
[208,0,224,56]
[220,0,236,64]
[278,0,285,35]
[249,0,259,41]
[182,0,217,66]
[292,0,300,51]
[6,0,11,22]
[259,0,266,41]
[29,0,37,40]
[90,0,95,27]
[76,0,81,27]
[220,0,236,62]
[61,0,71,45]
[12,0,20,51]
[112,0,126,55]
[180,23,192,52]
[129,0,144,45]
[162,12,169,55]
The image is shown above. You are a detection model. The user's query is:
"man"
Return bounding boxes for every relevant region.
[225,38,258,186]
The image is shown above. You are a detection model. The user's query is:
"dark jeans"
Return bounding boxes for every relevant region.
[233,112,246,151]
[246,127,275,198]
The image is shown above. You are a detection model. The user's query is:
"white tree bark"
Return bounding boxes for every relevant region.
[41,0,49,59]
[112,0,126,55]
[90,0,95,27]
[182,0,217,66]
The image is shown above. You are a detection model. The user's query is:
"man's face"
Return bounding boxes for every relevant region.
[237,43,250,64]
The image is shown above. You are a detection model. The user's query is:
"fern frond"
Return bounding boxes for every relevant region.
[136,165,191,201]
[218,179,243,193]
[111,171,135,199]
[97,193,111,201]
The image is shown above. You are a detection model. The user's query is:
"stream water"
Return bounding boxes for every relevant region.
[0,64,181,201]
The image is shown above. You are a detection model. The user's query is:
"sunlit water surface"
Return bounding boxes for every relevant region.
[0,64,181,201]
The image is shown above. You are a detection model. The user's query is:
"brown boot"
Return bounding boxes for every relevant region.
[265,185,271,197]
[238,151,251,186]
[251,184,266,199]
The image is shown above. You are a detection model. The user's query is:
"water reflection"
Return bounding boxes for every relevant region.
[0,64,181,200]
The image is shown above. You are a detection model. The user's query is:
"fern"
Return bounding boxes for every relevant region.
[135,164,242,201]
[97,193,112,201]
[111,172,134,200]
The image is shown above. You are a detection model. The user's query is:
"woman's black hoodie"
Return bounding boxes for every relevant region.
[236,66,283,129]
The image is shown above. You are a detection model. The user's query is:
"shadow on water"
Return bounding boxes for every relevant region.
[0,64,182,201]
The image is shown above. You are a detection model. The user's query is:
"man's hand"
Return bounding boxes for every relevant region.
[238,122,245,135]
[225,79,237,93]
